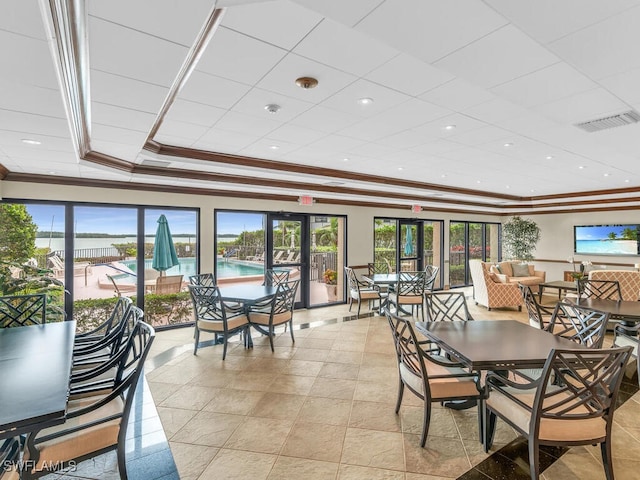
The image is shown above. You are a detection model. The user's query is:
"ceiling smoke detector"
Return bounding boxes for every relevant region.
[295,76,318,89]
[264,104,281,114]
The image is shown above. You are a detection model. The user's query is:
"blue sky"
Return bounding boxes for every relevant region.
[216,212,264,235]
[26,204,197,235]
[575,225,636,240]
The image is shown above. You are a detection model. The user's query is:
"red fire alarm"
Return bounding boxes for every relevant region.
[299,195,314,206]
[411,204,422,213]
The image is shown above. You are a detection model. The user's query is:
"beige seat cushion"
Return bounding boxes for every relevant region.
[352,289,380,301]
[388,293,423,305]
[399,360,480,399]
[249,311,291,326]
[197,314,248,332]
[487,387,606,442]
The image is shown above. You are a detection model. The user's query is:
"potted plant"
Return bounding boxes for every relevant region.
[502,216,541,262]
[323,268,338,301]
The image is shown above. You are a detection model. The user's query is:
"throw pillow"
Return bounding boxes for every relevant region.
[489,265,501,275]
[512,263,530,277]
[488,272,501,283]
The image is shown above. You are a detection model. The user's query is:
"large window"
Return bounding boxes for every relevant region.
[449,221,501,287]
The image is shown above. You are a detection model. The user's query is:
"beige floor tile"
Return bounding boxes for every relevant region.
[404,473,454,480]
[308,377,357,400]
[171,411,244,447]
[248,356,291,373]
[295,337,336,349]
[146,363,199,385]
[349,400,402,432]
[224,416,293,454]
[357,364,398,385]
[201,387,266,415]
[353,380,398,404]
[281,422,346,462]
[267,373,317,395]
[400,405,458,439]
[249,392,306,419]
[541,446,608,480]
[297,396,352,426]
[338,464,405,480]
[156,407,198,439]
[325,349,363,365]
[341,428,405,471]
[403,433,471,477]
[159,384,219,411]
[318,362,360,380]
[279,359,324,377]
[199,449,276,480]
[147,381,181,404]
[226,370,279,391]
[332,339,366,352]
[169,442,218,480]
[361,351,397,367]
[267,456,339,480]
[188,369,238,388]
[291,347,331,362]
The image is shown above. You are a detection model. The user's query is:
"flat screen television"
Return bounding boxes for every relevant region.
[574,224,640,256]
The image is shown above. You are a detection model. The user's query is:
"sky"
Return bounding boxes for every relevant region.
[216,212,264,235]
[26,204,197,235]
[575,224,637,240]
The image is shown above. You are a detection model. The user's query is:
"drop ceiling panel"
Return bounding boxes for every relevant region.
[197,26,287,85]
[420,78,496,112]
[163,100,226,128]
[308,135,365,153]
[91,103,157,132]
[447,125,513,147]
[213,111,283,137]
[90,71,169,114]
[289,106,360,134]
[268,124,327,145]
[355,0,508,64]
[156,119,210,143]
[533,87,630,124]
[231,87,314,123]
[91,124,148,149]
[320,79,410,118]
[195,129,262,151]
[0,111,70,138]
[375,130,436,150]
[90,139,146,162]
[434,25,559,89]
[178,71,252,109]
[0,0,48,40]
[599,67,640,105]
[0,81,67,119]
[222,0,323,50]
[0,31,58,89]
[292,0,383,27]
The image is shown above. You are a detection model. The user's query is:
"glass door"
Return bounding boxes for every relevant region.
[398,220,422,272]
[267,214,307,309]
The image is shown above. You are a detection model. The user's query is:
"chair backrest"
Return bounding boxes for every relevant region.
[0,293,47,327]
[424,291,473,322]
[549,302,610,348]
[519,284,554,331]
[368,262,389,275]
[528,346,632,435]
[188,284,224,321]
[155,274,184,294]
[423,265,440,291]
[189,273,215,287]
[273,279,299,315]
[577,279,622,301]
[395,271,427,298]
[344,266,360,293]
[264,269,290,287]
[76,295,132,339]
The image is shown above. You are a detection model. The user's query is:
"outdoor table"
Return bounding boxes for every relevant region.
[0,321,76,440]
[218,285,277,306]
[564,297,640,333]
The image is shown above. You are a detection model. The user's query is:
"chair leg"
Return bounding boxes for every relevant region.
[193,328,200,355]
[268,325,275,352]
[395,378,404,414]
[601,439,614,480]
[348,297,353,312]
[357,299,362,316]
[420,399,431,447]
[483,408,497,452]
[117,439,128,480]
[289,320,295,343]
[222,337,228,360]
[528,438,540,480]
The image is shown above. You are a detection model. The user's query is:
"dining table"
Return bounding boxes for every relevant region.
[564,297,640,333]
[218,284,277,306]
[0,321,76,440]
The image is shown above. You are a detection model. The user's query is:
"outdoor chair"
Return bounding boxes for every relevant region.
[423,265,440,291]
[74,296,132,349]
[520,284,555,330]
[367,262,389,276]
[424,291,473,322]
[0,293,47,328]
[248,279,299,351]
[154,274,183,294]
[263,268,290,287]
[46,254,92,278]
[483,346,633,480]
[388,271,427,319]
[188,284,251,360]
[385,309,484,447]
[22,319,155,480]
[189,273,215,287]
[577,279,622,301]
[548,301,610,348]
[612,322,639,379]
[345,266,383,315]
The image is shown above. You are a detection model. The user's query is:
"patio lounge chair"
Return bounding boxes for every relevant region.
[47,254,92,277]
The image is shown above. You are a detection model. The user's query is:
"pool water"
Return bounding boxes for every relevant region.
[116,258,263,280]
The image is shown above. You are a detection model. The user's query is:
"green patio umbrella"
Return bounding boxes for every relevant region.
[404,225,414,256]
[152,214,179,276]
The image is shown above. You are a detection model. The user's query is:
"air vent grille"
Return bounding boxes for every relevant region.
[324,181,345,186]
[575,110,640,133]
[140,159,171,168]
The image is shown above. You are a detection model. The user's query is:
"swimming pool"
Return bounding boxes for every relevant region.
[116,257,263,280]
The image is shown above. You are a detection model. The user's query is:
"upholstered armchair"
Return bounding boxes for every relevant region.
[468,260,522,311]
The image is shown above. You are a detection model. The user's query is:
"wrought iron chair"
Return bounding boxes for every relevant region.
[424,290,473,322]
[344,266,383,315]
[423,265,440,291]
[189,273,215,287]
[74,296,132,348]
[548,301,610,348]
[367,262,389,276]
[388,271,427,319]
[483,346,633,480]
[385,309,484,447]
[263,268,290,287]
[519,284,555,331]
[188,284,251,360]
[0,293,47,328]
[577,279,622,300]
[248,279,299,351]
[22,319,155,480]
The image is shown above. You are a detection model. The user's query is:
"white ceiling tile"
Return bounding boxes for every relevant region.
[211,111,282,137]
[308,135,365,153]
[231,87,314,123]
[291,0,383,27]
[0,0,47,39]
[355,0,508,63]
[375,130,434,149]
[90,71,169,114]
[195,129,262,151]
[0,80,66,119]
[92,103,157,132]
[156,119,209,142]
[347,142,397,159]
[412,113,489,139]
[420,78,495,112]
[434,25,559,88]
[293,18,397,77]
[0,111,70,138]
[89,17,188,88]
[0,31,58,89]
[179,71,252,109]
[89,140,142,162]
[89,0,214,46]
[91,124,148,148]
[256,53,357,103]
[164,100,226,128]
[534,88,631,124]
[409,139,466,156]
[463,98,532,125]
[268,124,327,145]
[197,26,287,85]
[446,125,512,147]
[549,6,640,79]
[239,138,300,157]
[221,0,323,50]
[599,67,640,106]
[366,53,455,97]
[320,79,410,118]
[289,105,360,133]
[485,0,640,44]
[490,62,598,108]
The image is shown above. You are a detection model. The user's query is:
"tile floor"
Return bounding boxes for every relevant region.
[48,292,640,479]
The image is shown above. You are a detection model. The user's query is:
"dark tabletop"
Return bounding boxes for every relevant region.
[415,320,586,371]
[362,274,399,285]
[0,321,76,439]
[218,285,277,305]
[564,297,640,322]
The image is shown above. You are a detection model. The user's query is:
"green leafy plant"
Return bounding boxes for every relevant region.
[502,216,541,262]
[323,269,337,285]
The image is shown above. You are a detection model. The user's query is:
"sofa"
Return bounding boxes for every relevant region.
[488,261,546,293]
[468,260,523,311]
[588,269,640,301]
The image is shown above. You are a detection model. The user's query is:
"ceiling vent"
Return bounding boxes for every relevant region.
[324,181,345,186]
[140,159,171,168]
[575,110,640,133]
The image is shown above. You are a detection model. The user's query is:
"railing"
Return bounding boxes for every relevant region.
[52,247,125,263]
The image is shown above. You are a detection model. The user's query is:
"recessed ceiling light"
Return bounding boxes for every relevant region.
[545,155,553,160]
[343,158,349,162]
[397,167,403,171]
[603,173,611,177]
[476,180,481,184]
[22,139,41,145]
[295,77,318,89]
[269,145,279,150]
[625,179,630,183]
[357,97,374,105]
[503,142,513,147]
[530,189,535,193]
[441,174,447,178]
[444,125,456,130]
[505,185,510,189]
[264,104,281,114]
[48,171,56,175]
[578,166,585,169]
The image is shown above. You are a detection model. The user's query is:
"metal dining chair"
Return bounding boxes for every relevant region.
[388,271,427,319]
[0,293,47,328]
[248,279,299,351]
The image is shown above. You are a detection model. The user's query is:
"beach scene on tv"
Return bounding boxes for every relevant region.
[575,224,640,255]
